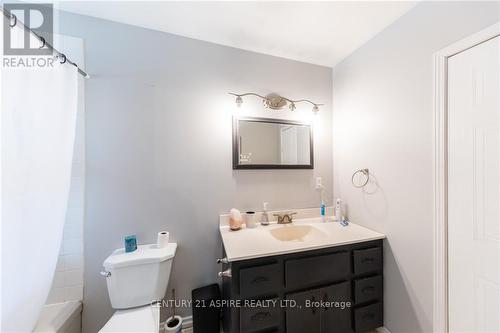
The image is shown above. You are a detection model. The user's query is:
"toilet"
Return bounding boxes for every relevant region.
[99,242,177,332]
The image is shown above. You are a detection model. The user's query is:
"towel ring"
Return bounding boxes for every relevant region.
[352,169,370,188]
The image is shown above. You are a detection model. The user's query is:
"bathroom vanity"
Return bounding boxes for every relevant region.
[219,213,385,333]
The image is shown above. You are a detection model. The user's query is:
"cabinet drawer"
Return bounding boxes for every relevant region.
[239,263,281,298]
[353,247,382,275]
[354,302,383,332]
[285,252,350,290]
[240,300,281,332]
[354,275,382,304]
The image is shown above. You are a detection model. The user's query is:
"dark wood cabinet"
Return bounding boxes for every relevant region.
[221,239,383,333]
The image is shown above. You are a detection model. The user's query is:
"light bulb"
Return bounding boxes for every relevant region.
[235,96,243,107]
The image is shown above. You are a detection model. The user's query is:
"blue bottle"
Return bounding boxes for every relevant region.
[125,235,137,253]
[320,188,327,222]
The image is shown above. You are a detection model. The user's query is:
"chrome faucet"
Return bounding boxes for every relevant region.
[273,212,297,224]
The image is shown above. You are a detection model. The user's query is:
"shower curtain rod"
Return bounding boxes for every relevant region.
[1,6,90,79]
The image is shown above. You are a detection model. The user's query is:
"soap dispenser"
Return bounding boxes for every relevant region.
[260,202,270,226]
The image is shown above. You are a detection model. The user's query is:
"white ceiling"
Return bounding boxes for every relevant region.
[57,1,417,68]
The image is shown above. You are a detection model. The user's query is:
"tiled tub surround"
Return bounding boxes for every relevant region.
[46,92,85,304]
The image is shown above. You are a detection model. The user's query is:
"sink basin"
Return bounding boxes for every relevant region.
[270,225,327,242]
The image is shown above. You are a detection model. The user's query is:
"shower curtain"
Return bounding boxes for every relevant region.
[1,25,79,332]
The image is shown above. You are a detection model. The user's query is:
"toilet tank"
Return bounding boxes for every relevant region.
[102,243,177,309]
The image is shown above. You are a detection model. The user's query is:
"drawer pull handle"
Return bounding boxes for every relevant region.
[362,313,375,321]
[251,311,271,322]
[218,269,232,278]
[361,257,375,263]
[251,276,269,284]
[362,286,375,293]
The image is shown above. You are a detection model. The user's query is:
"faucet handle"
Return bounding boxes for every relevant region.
[288,212,298,222]
[273,213,284,223]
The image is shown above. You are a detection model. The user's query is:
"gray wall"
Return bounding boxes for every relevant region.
[58,11,332,333]
[332,2,500,333]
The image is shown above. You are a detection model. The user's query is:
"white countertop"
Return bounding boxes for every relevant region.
[220,217,385,262]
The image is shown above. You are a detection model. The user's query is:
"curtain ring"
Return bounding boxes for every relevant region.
[39,37,46,49]
[9,14,17,27]
[58,53,67,64]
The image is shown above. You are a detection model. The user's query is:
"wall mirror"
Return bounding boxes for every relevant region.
[233,116,313,169]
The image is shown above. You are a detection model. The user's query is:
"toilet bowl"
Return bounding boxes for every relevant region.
[99,305,160,333]
[99,243,177,332]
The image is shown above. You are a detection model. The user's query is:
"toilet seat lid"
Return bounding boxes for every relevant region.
[99,305,160,332]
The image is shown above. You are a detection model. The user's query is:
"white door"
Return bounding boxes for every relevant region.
[448,36,500,332]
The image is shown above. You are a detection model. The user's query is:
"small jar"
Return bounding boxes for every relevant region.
[245,211,257,228]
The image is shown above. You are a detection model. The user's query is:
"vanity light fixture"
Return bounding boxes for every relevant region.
[229,92,322,113]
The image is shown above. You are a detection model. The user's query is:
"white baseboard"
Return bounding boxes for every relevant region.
[376,327,392,333]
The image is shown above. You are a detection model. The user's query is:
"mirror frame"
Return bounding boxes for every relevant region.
[232,116,314,170]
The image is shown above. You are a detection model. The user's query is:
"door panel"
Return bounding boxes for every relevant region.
[448,35,500,332]
[286,289,321,333]
[322,282,353,333]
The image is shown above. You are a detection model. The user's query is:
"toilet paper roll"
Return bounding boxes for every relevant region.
[157,231,170,248]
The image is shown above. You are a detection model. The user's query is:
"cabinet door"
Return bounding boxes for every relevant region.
[286,289,321,333]
[321,282,353,333]
[240,299,281,333]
